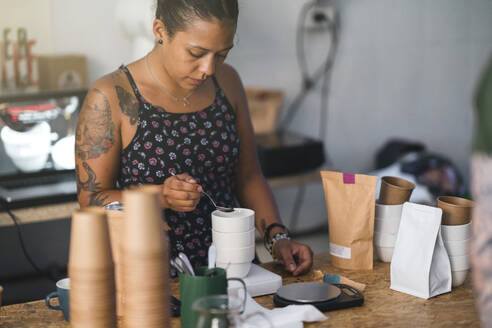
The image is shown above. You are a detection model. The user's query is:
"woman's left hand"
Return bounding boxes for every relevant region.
[273,239,314,276]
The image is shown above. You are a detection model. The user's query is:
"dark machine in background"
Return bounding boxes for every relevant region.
[0,88,86,305]
[0,89,86,208]
[256,131,325,178]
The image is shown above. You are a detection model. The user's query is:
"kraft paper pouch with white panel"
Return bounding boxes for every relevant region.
[390,202,452,299]
[321,171,378,270]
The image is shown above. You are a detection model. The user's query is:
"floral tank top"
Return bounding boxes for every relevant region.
[117,66,240,272]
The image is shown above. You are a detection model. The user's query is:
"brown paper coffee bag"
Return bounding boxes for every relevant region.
[321,171,378,270]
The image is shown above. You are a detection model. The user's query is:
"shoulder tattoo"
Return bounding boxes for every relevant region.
[115,85,138,125]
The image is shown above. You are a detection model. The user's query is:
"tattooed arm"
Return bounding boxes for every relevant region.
[75,82,123,207]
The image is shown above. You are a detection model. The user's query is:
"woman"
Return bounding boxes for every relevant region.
[75,0,313,276]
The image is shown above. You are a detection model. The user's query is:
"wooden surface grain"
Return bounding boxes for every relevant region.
[0,202,79,227]
[0,253,479,327]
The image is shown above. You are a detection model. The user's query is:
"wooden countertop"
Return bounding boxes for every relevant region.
[0,202,79,227]
[0,253,478,327]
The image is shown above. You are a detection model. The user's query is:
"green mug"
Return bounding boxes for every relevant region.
[179,266,246,328]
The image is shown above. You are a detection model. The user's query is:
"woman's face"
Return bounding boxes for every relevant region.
[158,18,236,91]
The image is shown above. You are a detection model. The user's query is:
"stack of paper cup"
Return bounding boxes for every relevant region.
[105,206,124,318]
[374,176,414,262]
[122,186,170,327]
[104,201,171,318]
[373,202,403,262]
[68,208,117,328]
[438,196,474,287]
[212,208,255,278]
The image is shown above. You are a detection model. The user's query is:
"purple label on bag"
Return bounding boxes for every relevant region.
[343,173,355,184]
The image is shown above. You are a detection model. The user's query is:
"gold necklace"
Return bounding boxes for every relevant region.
[145,53,195,106]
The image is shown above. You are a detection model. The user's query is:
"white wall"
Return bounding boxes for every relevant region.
[231,0,492,177]
[50,0,137,83]
[0,0,54,55]
[9,0,491,230]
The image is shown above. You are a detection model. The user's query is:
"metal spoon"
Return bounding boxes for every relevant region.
[175,256,194,276]
[170,172,234,212]
[178,252,195,276]
[170,257,185,274]
[205,245,217,276]
[174,256,193,276]
[201,190,234,212]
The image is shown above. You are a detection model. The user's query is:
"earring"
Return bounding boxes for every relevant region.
[158,39,163,45]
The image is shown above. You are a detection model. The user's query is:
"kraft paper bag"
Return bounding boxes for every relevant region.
[321,171,378,270]
[390,202,452,299]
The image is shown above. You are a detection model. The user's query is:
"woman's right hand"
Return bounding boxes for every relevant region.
[160,173,203,212]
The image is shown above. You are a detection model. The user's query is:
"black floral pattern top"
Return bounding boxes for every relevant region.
[117,65,240,272]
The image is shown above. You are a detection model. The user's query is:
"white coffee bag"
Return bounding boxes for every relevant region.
[390,202,452,299]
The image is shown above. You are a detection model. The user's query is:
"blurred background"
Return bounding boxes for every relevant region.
[1,0,491,304]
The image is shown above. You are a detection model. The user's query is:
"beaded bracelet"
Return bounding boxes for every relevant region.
[270,232,291,259]
[263,222,289,253]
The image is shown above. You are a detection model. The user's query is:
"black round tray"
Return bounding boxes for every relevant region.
[273,283,364,312]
